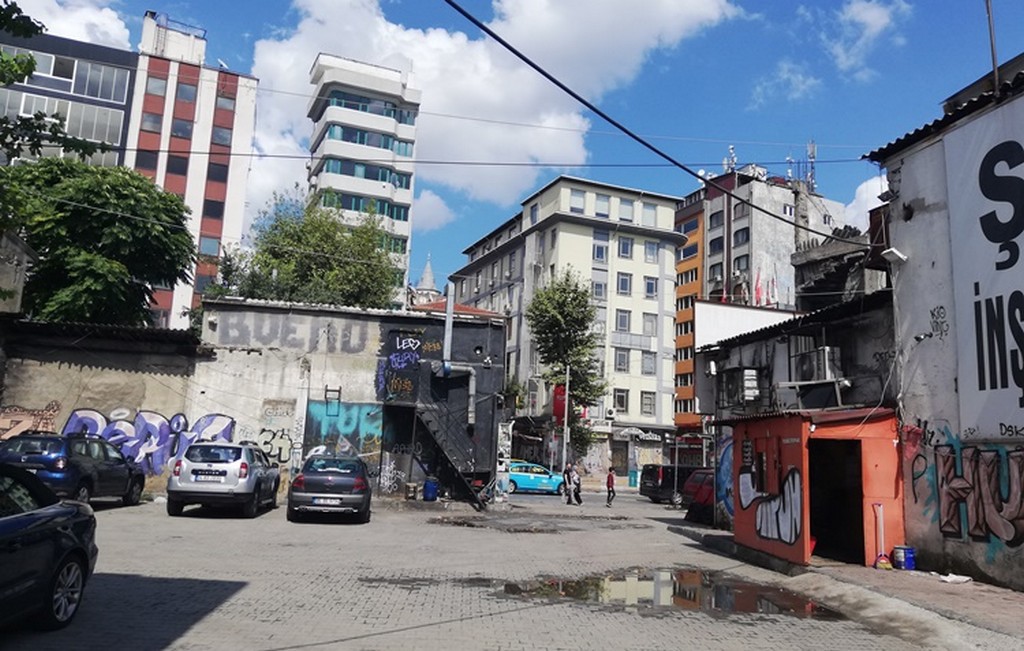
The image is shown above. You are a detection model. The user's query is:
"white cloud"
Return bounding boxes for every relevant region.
[248,0,743,219]
[18,0,130,48]
[411,190,455,233]
[826,0,911,81]
[749,59,821,109]
[844,174,888,231]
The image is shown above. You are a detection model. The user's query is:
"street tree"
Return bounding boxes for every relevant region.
[0,1,102,162]
[524,269,607,458]
[206,187,398,309]
[0,157,195,324]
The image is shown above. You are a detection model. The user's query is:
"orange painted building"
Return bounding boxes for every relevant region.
[730,408,903,567]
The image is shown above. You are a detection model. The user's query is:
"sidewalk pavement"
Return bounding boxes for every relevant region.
[668,521,1024,643]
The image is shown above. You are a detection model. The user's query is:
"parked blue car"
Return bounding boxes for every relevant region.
[508,461,564,495]
[0,431,145,506]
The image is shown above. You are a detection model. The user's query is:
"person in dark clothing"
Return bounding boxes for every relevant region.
[571,465,582,505]
[606,467,616,507]
[563,463,574,505]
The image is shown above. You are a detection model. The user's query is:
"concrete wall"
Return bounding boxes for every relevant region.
[881,92,1024,589]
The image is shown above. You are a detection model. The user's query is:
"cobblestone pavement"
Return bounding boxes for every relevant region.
[1,492,1011,650]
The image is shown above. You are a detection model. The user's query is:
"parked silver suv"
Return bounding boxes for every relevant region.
[166,441,280,518]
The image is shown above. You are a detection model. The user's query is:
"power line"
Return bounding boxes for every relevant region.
[443,0,870,249]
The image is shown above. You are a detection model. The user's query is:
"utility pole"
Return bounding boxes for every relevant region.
[561,363,570,468]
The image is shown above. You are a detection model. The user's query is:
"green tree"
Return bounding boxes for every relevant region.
[0,1,101,162]
[0,158,195,324]
[525,269,607,458]
[208,187,398,309]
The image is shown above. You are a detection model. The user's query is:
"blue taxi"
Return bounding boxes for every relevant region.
[508,461,564,495]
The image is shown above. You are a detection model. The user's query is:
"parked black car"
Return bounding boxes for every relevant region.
[0,431,146,505]
[639,464,710,504]
[0,463,99,630]
[287,454,372,523]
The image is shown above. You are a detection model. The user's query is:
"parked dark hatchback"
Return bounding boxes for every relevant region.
[639,464,710,504]
[0,463,99,630]
[287,455,372,523]
[0,431,145,506]
[681,468,715,524]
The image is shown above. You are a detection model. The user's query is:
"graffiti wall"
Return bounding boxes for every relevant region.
[0,401,61,439]
[715,428,734,529]
[303,400,382,458]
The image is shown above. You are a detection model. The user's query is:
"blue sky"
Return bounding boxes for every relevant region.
[19,1,1024,288]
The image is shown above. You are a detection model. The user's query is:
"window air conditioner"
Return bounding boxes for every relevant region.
[605,408,616,420]
[794,346,842,382]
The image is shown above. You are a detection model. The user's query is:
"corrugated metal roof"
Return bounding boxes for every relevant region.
[9,320,200,345]
[866,70,1024,162]
[705,289,892,350]
[711,407,895,426]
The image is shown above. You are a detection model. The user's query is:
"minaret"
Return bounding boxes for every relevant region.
[410,254,442,306]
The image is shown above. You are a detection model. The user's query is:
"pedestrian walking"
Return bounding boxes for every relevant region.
[563,463,574,505]
[571,465,582,505]
[606,467,616,507]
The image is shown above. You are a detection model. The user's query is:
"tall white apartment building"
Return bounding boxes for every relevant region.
[452,176,686,473]
[307,54,420,306]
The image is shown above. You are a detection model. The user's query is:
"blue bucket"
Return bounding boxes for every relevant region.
[422,477,439,502]
[893,546,916,570]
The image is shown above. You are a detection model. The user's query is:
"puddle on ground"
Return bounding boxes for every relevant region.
[502,568,844,620]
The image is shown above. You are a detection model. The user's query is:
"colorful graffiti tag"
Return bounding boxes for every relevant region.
[0,401,61,439]
[936,444,1024,546]
[62,408,235,476]
[303,401,382,456]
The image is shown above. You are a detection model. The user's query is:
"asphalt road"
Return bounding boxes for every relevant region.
[2,490,927,650]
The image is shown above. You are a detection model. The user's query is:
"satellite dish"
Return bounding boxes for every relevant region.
[697,169,706,178]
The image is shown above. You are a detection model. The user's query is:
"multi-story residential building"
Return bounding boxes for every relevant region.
[0,11,258,329]
[306,54,420,306]
[452,176,686,476]
[673,164,848,434]
[126,12,257,328]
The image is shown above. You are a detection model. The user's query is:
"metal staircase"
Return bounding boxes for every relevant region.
[415,397,488,510]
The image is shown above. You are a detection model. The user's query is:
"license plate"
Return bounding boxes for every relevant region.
[194,475,222,482]
[313,497,341,505]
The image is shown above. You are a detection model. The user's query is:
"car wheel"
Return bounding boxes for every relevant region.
[34,555,86,630]
[73,482,91,504]
[122,478,144,506]
[242,491,259,518]
[269,481,279,509]
[286,507,300,522]
[508,481,517,494]
[166,497,184,516]
[671,492,684,507]
[357,508,371,524]
[648,497,662,504]
[556,482,565,496]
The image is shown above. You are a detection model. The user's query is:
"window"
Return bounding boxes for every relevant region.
[595,194,610,217]
[617,272,632,295]
[734,255,749,272]
[166,155,188,176]
[208,162,229,183]
[709,262,723,280]
[212,126,232,146]
[644,276,658,299]
[170,118,193,139]
[530,203,538,224]
[592,281,606,299]
[199,236,220,256]
[593,230,609,263]
[678,268,697,285]
[615,309,631,332]
[538,231,545,255]
[508,252,516,276]
[708,237,724,255]
[614,388,629,413]
[146,76,167,96]
[641,391,656,416]
[570,189,585,213]
[642,202,657,226]
[618,237,633,259]
[735,202,751,219]
[709,210,724,229]
[642,351,656,375]
[549,229,556,249]
[734,227,750,246]
[783,204,795,217]
[619,199,634,222]
[176,81,197,102]
[216,94,236,111]
[643,313,657,336]
[681,218,698,233]
[140,112,161,133]
[614,348,630,372]
[135,150,158,170]
[644,241,658,263]
[680,244,698,260]
[203,199,225,219]
[72,62,129,102]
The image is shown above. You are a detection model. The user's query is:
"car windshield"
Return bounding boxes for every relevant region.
[0,437,63,455]
[305,457,361,474]
[185,445,242,464]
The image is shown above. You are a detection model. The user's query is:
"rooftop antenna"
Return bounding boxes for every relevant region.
[785,155,795,180]
[806,140,817,192]
[985,0,1000,92]
[723,145,737,173]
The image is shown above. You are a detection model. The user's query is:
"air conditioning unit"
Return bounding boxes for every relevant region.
[793,346,842,382]
[723,368,760,404]
[605,408,616,420]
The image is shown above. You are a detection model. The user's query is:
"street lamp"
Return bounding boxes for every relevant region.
[561,363,570,468]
